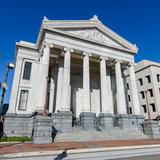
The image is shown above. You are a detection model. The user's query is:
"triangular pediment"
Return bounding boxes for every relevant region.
[60,27,124,49]
[40,17,138,53]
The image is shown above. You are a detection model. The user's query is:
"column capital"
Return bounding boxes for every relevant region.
[82,52,92,57]
[114,59,123,64]
[128,62,135,67]
[63,47,74,53]
[99,56,108,61]
[44,42,54,48]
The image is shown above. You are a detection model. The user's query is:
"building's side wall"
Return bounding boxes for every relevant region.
[8,47,39,114]
[150,66,160,115]
[127,64,160,119]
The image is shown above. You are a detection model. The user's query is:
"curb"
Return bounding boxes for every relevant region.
[1,144,160,158]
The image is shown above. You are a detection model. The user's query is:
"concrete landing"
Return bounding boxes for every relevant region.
[54,130,148,142]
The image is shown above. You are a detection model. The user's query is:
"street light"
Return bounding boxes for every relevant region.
[144,90,151,121]
[0,62,14,118]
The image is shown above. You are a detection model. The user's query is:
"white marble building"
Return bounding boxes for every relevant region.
[7,16,143,134]
[126,60,160,119]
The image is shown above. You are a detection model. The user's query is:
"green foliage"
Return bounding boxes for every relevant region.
[0,136,32,142]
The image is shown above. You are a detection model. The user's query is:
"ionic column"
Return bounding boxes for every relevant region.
[55,59,64,112]
[129,62,141,115]
[82,52,91,112]
[61,48,72,111]
[99,56,113,113]
[115,60,127,114]
[37,43,53,111]
[48,67,55,113]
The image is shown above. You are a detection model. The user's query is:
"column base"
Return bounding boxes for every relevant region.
[80,112,96,131]
[136,115,145,132]
[52,111,72,133]
[143,120,160,138]
[99,113,113,131]
[33,115,53,144]
[115,114,130,130]
[129,115,139,131]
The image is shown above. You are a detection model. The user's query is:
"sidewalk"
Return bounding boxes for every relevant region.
[1,139,160,156]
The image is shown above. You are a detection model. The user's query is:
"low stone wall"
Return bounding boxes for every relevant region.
[4,113,34,138]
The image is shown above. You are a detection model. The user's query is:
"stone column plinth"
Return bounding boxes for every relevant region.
[143,120,160,138]
[115,60,127,115]
[129,115,139,131]
[99,113,113,131]
[129,63,141,115]
[136,115,145,132]
[115,114,130,130]
[80,112,96,131]
[52,111,72,133]
[33,115,52,144]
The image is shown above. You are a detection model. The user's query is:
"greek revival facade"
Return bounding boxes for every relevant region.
[6,16,151,142]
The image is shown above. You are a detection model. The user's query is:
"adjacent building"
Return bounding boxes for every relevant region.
[126,60,160,119]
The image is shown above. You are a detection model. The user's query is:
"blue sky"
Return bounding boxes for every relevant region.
[0,0,160,103]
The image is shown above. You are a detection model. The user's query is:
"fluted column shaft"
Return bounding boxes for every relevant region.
[49,67,55,113]
[100,57,113,113]
[129,63,141,115]
[61,48,71,111]
[37,44,52,111]
[55,60,64,112]
[83,52,91,112]
[115,60,127,114]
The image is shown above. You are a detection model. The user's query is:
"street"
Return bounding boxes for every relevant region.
[4,146,160,160]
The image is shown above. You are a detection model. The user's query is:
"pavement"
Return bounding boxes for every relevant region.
[1,139,160,158]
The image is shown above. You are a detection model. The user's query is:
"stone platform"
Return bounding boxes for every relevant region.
[54,129,148,142]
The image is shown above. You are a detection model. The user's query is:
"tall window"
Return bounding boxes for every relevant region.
[142,105,147,113]
[23,62,32,80]
[150,103,156,112]
[140,91,145,99]
[138,78,143,86]
[128,95,131,102]
[157,74,160,82]
[148,89,153,97]
[129,107,132,114]
[18,90,28,110]
[146,75,151,83]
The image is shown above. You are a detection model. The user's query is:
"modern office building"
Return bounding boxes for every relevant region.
[126,60,160,119]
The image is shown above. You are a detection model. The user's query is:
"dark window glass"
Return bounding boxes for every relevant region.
[128,95,131,102]
[148,89,153,97]
[18,90,28,110]
[146,75,151,83]
[138,78,143,86]
[23,62,32,80]
[157,74,160,82]
[150,103,156,112]
[142,105,147,113]
[129,107,132,114]
[140,91,145,99]
[127,83,129,90]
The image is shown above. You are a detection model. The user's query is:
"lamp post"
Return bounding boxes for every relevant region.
[144,90,151,121]
[0,63,14,118]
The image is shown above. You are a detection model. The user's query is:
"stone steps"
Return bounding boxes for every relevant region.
[54,129,149,142]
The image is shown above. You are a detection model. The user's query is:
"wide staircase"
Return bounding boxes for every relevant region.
[54,125,148,142]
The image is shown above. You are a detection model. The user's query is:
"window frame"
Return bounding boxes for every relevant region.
[18,90,29,111]
[22,61,32,80]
